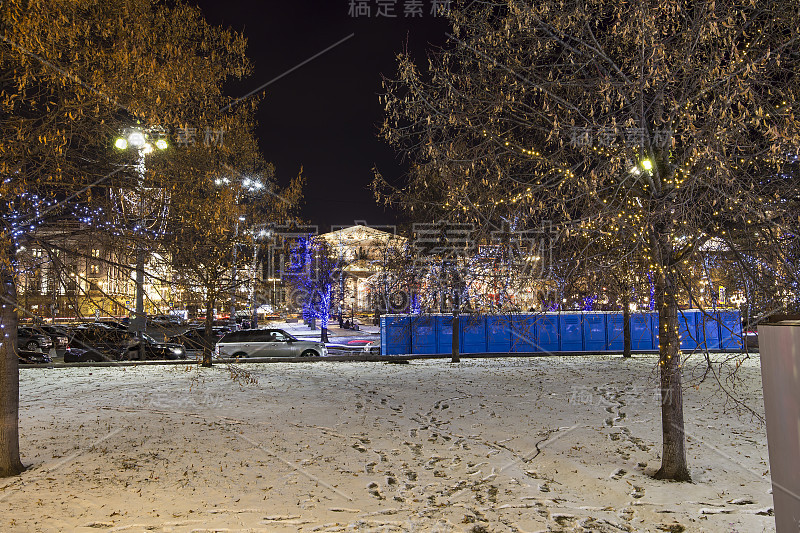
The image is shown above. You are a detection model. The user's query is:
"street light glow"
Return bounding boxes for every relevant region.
[155,139,168,150]
[114,138,128,150]
[641,159,653,171]
[128,131,146,147]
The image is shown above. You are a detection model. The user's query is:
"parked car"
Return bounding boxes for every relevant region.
[68,326,186,360]
[17,327,54,352]
[93,320,128,330]
[63,347,112,363]
[33,325,70,351]
[149,314,185,327]
[18,349,52,364]
[124,333,187,360]
[68,324,130,357]
[215,328,327,358]
[169,326,233,350]
[194,318,241,329]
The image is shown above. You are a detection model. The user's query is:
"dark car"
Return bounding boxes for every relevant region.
[17,327,54,352]
[168,326,233,350]
[63,347,114,363]
[18,349,53,364]
[92,320,128,330]
[34,325,70,351]
[70,325,186,360]
[69,324,131,358]
[124,333,187,360]
[149,314,185,327]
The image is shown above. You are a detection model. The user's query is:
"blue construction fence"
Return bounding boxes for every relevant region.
[380,309,742,356]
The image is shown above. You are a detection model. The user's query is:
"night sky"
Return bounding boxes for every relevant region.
[191,1,450,229]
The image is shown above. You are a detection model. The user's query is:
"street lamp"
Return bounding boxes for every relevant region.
[214,175,266,328]
[113,126,168,359]
[248,226,275,327]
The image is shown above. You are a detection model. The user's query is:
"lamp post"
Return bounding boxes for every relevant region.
[249,226,274,328]
[114,127,168,359]
[214,176,265,328]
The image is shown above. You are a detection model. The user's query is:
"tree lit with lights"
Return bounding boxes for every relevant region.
[378,0,800,481]
[0,0,255,477]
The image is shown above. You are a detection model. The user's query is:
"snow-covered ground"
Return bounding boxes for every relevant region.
[2,354,773,532]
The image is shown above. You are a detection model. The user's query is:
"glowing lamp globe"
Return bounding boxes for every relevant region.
[128,131,146,147]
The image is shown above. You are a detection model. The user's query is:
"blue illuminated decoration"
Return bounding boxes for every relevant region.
[285,236,334,332]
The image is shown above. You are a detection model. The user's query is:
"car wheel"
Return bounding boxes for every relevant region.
[25,341,39,351]
[300,350,318,357]
[232,351,248,358]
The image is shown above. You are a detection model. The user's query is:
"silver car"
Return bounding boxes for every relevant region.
[215,328,327,358]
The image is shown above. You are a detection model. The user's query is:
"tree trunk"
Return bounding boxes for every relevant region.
[654,270,691,481]
[1,251,25,477]
[321,327,329,344]
[451,311,460,363]
[201,298,214,368]
[623,297,632,358]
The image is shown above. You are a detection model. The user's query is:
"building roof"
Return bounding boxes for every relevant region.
[319,225,407,249]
